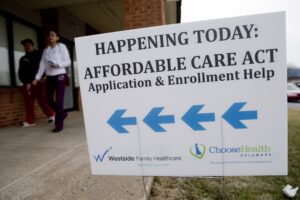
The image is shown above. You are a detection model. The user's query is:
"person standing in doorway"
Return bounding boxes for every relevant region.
[33,30,71,133]
[18,38,55,127]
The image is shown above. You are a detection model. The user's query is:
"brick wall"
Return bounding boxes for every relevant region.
[0,86,83,127]
[124,0,166,29]
[0,87,45,127]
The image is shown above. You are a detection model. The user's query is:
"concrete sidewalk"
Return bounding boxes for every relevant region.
[0,112,152,200]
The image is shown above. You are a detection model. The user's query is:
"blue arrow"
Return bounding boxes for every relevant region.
[222,102,258,129]
[143,107,175,132]
[181,105,215,131]
[107,109,137,134]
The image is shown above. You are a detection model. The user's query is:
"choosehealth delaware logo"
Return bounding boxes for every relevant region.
[190,144,271,159]
[190,144,206,159]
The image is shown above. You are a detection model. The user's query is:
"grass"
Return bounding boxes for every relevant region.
[150,109,300,200]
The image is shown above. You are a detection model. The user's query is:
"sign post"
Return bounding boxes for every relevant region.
[75,12,287,176]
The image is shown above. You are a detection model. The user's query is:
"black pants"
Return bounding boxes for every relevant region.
[46,74,67,129]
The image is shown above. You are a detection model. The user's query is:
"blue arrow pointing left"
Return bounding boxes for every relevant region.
[182,105,215,131]
[107,109,137,134]
[143,107,175,132]
[222,102,258,129]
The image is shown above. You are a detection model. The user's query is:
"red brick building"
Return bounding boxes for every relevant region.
[0,0,181,127]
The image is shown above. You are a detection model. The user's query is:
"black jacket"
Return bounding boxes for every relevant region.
[18,50,42,84]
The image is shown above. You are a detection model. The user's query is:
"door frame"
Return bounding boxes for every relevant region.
[59,37,76,111]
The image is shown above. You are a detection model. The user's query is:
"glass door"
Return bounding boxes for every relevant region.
[60,38,75,110]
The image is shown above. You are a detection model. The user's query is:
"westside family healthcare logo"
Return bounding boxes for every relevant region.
[93,147,112,162]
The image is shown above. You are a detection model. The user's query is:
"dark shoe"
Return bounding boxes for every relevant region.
[64,113,68,120]
[52,128,63,133]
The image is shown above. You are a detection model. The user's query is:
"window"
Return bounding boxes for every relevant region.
[0,15,10,85]
[0,11,40,87]
[13,21,38,86]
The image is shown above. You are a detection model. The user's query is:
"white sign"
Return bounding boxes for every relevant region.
[75,12,287,176]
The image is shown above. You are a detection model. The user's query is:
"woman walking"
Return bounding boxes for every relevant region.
[33,30,71,132]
